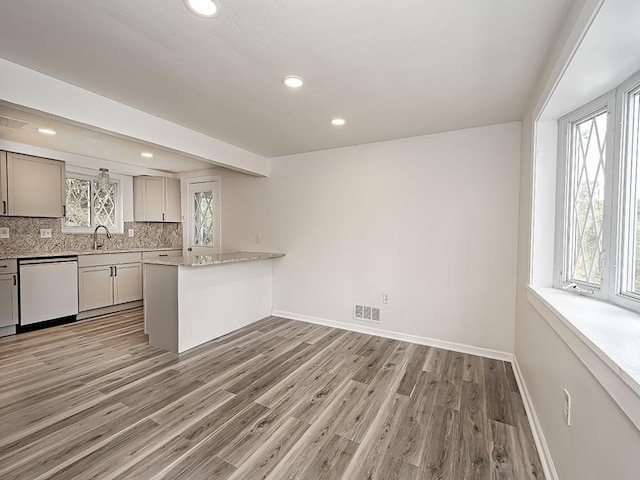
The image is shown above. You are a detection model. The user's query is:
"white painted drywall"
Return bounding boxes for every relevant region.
[177,261,273,353]
[267,123,521,354]
[217,169,271,253]
[516,0,640,478]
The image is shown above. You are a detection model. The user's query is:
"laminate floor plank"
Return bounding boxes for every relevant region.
[511,391,546,480]
[111,435,195,480]
[420,405,461,480]
[463,353,486,384]
[456,380,491,480]
[397,344,430,396]
[45,418,162,480]
[484,358,517,426]
[216,406,292,467]
[0,401,130,465]
[339,392,412,480]
[392,370,439,467]
[423,346,448,374]
[225,416,309,480]
[161,452,236,480]
[0,308,545,479]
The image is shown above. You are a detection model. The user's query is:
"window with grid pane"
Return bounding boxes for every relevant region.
[64,174,121,233]
[193,191,214,246]
[555,69,640,312]
[565,110,608,286]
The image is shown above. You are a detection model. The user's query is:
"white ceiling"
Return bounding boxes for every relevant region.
[0,0,570,158]
[0,103,213,173]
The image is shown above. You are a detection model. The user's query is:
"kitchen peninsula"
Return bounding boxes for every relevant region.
[143,252,285,353]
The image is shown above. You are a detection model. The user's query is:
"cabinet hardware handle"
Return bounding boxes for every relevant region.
[114,266,117,277]
[2,200,6,214]
[13,274,16,286]
[159,254,168,257]
[109,266,113,277]
[0,265,6,268]
[162,213,165,221]
[63,205,66,217]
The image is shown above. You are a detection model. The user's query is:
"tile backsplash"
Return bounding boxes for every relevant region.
[0,217,182,255]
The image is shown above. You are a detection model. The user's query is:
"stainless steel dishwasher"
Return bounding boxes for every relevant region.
[19,256,79,326]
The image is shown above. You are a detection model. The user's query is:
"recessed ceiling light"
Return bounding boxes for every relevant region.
[141,152,154,158]
[331,118,346,126]
[184,0,219,17]
[283,76,304,88]
[37,128,56,135]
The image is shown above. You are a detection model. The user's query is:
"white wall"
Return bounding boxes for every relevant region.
[516,0,640,478]
[267,123,521,354]
[218,170,270,252]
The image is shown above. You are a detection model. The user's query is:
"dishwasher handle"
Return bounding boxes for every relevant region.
[20,257,78,265]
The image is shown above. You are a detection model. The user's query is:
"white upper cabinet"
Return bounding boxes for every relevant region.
[0,152,65,218]
[133,176,181,223]
[164,177,181,223]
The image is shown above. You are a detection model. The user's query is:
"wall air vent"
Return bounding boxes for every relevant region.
[354,304,381,323]
[0,115,29,129]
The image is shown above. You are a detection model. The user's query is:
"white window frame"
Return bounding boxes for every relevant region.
[610,71,640,311]
[555,69,640,313]
[61,171,124,235]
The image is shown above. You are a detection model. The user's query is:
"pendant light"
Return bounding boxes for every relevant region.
[98,168,110,190]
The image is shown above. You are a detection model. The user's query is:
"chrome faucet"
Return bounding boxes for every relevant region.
[93,225,112,250]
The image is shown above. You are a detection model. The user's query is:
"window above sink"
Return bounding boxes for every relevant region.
[62,169,123,234]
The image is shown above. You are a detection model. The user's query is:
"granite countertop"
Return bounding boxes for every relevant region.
[144,251,285,267]
[0,247,182,260]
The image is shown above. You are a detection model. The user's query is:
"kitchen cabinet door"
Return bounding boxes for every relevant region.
[113,263,142,305]
[0,152,7,216]
[5,153,65,218]
[78,266,113,312]
[133,176,164,222]
[164,178,182,222]
[0,273,18,328]
[133,176,181,222]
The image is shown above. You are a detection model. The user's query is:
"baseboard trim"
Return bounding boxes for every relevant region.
[272,310,513,362]
[77,300,143,321]
[511,357,559,480]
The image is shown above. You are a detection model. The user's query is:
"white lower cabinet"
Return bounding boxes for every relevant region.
[113,263,143,305]
[78,266,114,311]
[78,253,143,312]
[0,263,18,328]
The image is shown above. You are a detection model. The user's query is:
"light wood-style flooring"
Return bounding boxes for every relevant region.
[0,309,544,479]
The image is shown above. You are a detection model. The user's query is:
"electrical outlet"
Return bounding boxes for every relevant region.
[255,233,262,244]
[383,292,389,304]
[40,229,52,239]
[0,227,8,239]
[563,389,571,426]
[128,229,134,237]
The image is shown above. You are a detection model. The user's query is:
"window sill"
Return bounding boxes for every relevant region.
[527,285,640,430]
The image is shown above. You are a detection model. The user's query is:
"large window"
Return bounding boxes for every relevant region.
[556,70,640,310]
[63,173,122,234]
